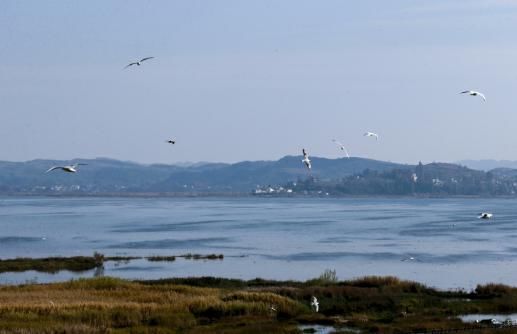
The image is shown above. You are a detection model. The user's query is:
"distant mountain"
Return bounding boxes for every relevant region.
[456,159,517,171]
[149,156,410,192]
[0,156,410,194]
[284,162,517,196]
[488,168,517,179]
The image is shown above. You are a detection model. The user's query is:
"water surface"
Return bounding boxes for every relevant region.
[1,196,516,289]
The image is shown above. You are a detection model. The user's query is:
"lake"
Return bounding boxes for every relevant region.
[1,196,517,289]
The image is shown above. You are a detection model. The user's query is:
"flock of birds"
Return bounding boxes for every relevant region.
[44,55,485,177]
[300,90,485,172]
[45,56,180,173]
[40,56,494,314]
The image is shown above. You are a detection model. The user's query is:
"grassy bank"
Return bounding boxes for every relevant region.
[2,276,517,333]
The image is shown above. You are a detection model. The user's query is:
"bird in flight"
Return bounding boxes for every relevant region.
[45,163,87,173]
[124,57,154,69]
[166,139,176,145]
[302,149,311,170]
[364,132,379,140]
[332,139,350,158]
[310,296,319,312]
[460,90,486,101]
[478,212,493,219]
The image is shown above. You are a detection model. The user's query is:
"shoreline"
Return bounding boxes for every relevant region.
[3,193,517,199]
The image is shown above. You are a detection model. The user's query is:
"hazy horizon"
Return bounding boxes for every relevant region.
[3,1,517,164]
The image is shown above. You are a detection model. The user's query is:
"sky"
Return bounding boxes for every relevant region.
[2,0,517,164]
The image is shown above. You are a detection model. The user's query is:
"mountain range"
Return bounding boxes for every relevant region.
[2,157,517,196]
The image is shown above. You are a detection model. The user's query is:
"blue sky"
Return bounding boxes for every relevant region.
[2,0,517,164]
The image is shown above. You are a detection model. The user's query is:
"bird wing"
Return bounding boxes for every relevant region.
[124,62,138,69]
[344,148,350,158]
[460,91,471,94]
[140,57,154,62]
[478,93,486,101]
[45,166,62,173]
[302,149,307,157]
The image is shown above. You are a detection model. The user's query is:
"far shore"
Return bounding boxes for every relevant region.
[2,192,517,199]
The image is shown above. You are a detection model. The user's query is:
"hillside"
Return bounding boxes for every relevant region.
[0,156,409,194]
[284,162,517,196]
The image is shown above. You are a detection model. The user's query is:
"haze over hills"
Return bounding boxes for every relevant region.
[2,157,517,196]
[456,160,517,172]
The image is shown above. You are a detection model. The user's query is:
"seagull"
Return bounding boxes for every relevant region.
[332,139,350,158]
[478,212,493,219]
[45,163,87,173]
[310,296,319,312]
[364,132,379,140]
[270,305,277,312]
[302,149,311,170]
[166,139,176,144]
[401,256,417,262]
[124,57,154,69]
[460,90,486,101]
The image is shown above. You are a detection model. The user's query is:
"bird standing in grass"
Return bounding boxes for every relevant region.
[310,296,319,312]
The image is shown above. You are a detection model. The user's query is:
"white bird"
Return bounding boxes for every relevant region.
[45,163,87,173]
[401,256,417,262]
[270,305,277,312]
[332,139,350,158]
[364,132,379,140]
[478,212,493,219]
[124,57,154,69]
[302,149,311,170]
[310,296,319,312]
[460,90,486,101]
[166,139,176,145]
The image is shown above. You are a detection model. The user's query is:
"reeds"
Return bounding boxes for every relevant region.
[2,276,517,333]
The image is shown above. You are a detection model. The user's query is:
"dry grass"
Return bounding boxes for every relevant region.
[3,276,517,333]
[0,277,303,333]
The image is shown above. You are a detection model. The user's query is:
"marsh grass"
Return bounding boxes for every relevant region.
[181,254,224,260]
[0,253,227,274]
[0,256,102,273]
[2,276,517,333]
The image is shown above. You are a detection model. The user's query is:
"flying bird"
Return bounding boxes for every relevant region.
[45,163,87,174]
[166,139,176,144]
[478,212,493,219]
[302,149,311,170]
[460,90,486,101]
[364,132,379,140]
[310,296,319,312]
[124,57,154,69]
[332,139,350,158]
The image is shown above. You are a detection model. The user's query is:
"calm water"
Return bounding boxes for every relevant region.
[1,196,517,289]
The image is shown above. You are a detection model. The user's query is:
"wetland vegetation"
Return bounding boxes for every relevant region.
[0,253,224,274]
[2,275,517,333]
